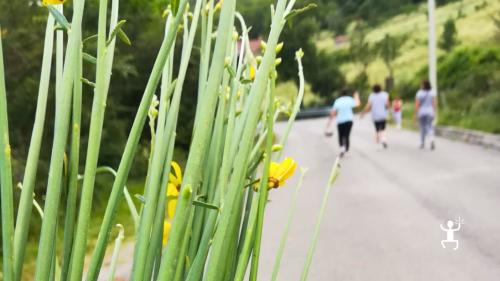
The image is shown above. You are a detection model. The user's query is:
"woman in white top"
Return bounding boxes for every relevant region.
[414,80,437,150]
[362,84,390,149]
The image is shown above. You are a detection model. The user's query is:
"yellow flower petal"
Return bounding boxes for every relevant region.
[269,162,279,177]
[249,65,256,80]
[167,183,179,197]
[167,199,177,219]
[42,0,65,6]
[268,158,297,188]
[163,221,171,246]
[171,161,182,182]
[275,158,297,183]
[166,183,179,219]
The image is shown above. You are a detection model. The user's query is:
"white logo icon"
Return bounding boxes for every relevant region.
[440,217,463,250]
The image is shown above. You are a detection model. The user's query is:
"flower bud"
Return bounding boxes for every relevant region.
[272,144,283,152]
[275,42,284,53]
[260,40,267,52]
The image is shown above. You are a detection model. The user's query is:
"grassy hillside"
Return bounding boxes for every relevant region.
[319,0,500,84]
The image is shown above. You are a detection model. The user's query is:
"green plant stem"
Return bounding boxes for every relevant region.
[142,133,176,281]
[107,225,125,281]
[250,74,277,281]
[85,3,186,278]
[59,40,82,281]
[271,168,307,281]
[197,0,215,105]
[204,0,288,277]
[276,49,305,160]
[233,187,259,281]
[95,166,140,225]
[33,0,86,277]
[66,0,113,277]
[185,70,241,281]
[173,210,195,281]
[12,13,55,281]
[0,25,15,281]
[300,158,340,281]
[131,1,199,278]
[156,0,236,278]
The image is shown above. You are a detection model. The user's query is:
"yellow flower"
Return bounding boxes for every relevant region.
[163,221,171,245]
[163,161,182,246]
[42,0,66,6]
[268,157,297,189]
[249,65,256,80]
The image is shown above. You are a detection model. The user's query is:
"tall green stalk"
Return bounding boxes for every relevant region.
[271,168,307,280]
[12,13,55,281]
[156,0,236,278]
[85,2,187,278]
[59,38,83,281]
[131,3,200,280]
[204,0,290,279]
[300,158,341,281]
[250,74,277,281]
[33,0,86,277]
[66,0,113,277]
[0,25,15,281]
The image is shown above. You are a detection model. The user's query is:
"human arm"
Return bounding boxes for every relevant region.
[413,97,420,125]
[361,100,371,118]
[353,91,361,107]
[326,109,337,129]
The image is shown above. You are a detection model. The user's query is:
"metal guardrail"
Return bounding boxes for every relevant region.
[296,107,331,120]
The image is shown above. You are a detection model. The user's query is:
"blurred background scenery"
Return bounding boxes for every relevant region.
[1,0,500,277]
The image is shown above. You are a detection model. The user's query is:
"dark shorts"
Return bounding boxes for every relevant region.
[373,120,386,132]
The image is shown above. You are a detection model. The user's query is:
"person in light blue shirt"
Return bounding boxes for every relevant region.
[326,89,360,157]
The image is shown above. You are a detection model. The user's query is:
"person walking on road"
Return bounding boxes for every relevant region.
[414,80,437,150]
[362,84,390,149]
[325,89,361,157]
[392,95,403,129]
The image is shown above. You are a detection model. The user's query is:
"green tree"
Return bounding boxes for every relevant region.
[492,11,500,41]
[375,33,407,90]
[349,21,374,72]
[439,18,459,51]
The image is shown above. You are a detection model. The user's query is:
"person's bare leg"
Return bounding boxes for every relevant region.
[381,130,388,149]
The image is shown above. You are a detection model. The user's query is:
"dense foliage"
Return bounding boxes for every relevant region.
[0,0,198,187]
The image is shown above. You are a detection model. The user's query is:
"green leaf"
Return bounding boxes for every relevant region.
[240,79,252,84]
[192,200,219,210]
[135,194,146,204]
[284,4,317,21]
[82,52,96,64]
[82,34,98,45]
[106,20,127,46]
[171,0,180,14]
[54,24,65,31]
[117,29,132,46]
[80,78,95,88]
[225,65,236,78]
[47,5,71,31]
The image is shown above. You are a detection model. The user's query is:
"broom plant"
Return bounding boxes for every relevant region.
[0,0,342,280]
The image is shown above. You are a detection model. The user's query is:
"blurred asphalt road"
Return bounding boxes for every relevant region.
[259,117,500,281]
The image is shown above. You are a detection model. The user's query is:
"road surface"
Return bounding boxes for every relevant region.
[258,117,500,281]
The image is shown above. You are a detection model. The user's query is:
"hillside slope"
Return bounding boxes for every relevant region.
[320,0,500,84]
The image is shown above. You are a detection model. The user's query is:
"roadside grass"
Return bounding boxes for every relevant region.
[17,176,144,280]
